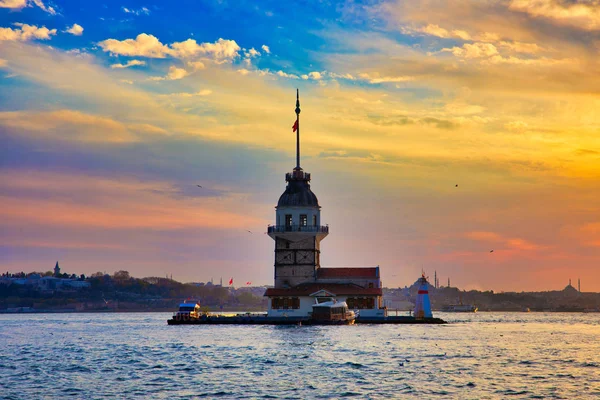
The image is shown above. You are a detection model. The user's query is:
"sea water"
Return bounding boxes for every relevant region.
[0,312,598,399]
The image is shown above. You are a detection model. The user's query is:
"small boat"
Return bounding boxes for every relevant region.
[310,300,356,325]
[169,300,204,323]
[442,304,478,312]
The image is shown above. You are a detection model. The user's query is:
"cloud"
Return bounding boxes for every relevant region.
[244,47,260,58]
[357,72,414,84]
[32,0,54,15]
[328,72,356,80]
[318,150,349,158]
[0,109,137,142]
[301,71,323,80]
[421,117,458,130]
[276,70,299,79]
[0,0,27,8]
[122,6,150,16]
[261,44,270,54]
[110,59,146,69]
[437,40,570,66]
[464,231,544,251]
[98,33,171,58]
[164,66,188,80]
[65,23,84,36]
[498,40,543,54]
[0,0,54,14]
[402,22,545,57]
[509,0,600,30]
[170,38,240,60]
[0,170,265,231]
[442,42,499,59]
[574,148,600,156]
[99,34,241,63]
[187,61,205,70]
[150,65,189,81]
[161,89,212,97]
[402,23,472,40]
[505,120,529,131]
[484,54,574,66]
[232,67,301,79]
[0,59,6,67]
[0,23,56,41]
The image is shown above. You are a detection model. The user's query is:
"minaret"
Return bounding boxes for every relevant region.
[54,261,61,277]
[267,90,329,288]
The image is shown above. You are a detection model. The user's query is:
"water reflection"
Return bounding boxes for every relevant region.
[0,312,598,398]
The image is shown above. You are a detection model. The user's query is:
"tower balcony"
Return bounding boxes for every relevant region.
[268,224,329,234]
[286,170,310,182]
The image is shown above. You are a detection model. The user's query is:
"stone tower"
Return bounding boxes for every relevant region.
[267,90,328,288]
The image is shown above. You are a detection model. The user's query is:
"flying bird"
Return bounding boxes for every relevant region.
[196,185,202,188]
[455,184,458,187]
[246,230,253,234]
[490,250,494,253]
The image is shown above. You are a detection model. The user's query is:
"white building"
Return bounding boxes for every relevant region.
[264,91,385,318]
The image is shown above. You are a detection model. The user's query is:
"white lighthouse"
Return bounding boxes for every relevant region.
[267,89,329,288]
[414,274,433,319]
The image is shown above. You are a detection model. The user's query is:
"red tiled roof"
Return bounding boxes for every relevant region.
[264,283,382,297]
[317,267,379,279]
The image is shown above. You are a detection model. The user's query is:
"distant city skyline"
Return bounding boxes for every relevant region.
[2,264,591,294]
[1,1,600,291]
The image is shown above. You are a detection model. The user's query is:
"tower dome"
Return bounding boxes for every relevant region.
[277,170,320,208]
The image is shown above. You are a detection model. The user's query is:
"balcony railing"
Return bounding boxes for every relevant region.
[285,171,311,181]
[267,225,329,234]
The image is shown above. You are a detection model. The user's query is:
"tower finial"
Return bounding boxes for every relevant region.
[294,89,301,169]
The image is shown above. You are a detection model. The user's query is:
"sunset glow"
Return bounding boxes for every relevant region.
[1,0,599,291]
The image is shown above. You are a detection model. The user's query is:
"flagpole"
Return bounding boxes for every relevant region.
[295,89,301,170]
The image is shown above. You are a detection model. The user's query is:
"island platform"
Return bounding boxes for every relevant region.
[167,314,446,325]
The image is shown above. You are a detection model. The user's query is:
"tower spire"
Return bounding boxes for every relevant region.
[295,89,301,170]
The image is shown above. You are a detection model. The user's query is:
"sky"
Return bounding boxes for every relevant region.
[1,0,600,292]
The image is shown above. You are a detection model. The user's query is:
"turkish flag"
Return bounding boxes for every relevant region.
[246,281,251,285]
[292,119,298,132]
[229,278,233,285]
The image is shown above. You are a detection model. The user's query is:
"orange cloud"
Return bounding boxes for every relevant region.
[464,231,544,251]
[0,170,267,231]
[0,109,170,142]
[509,0,600,30]
[0,23,56,41]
